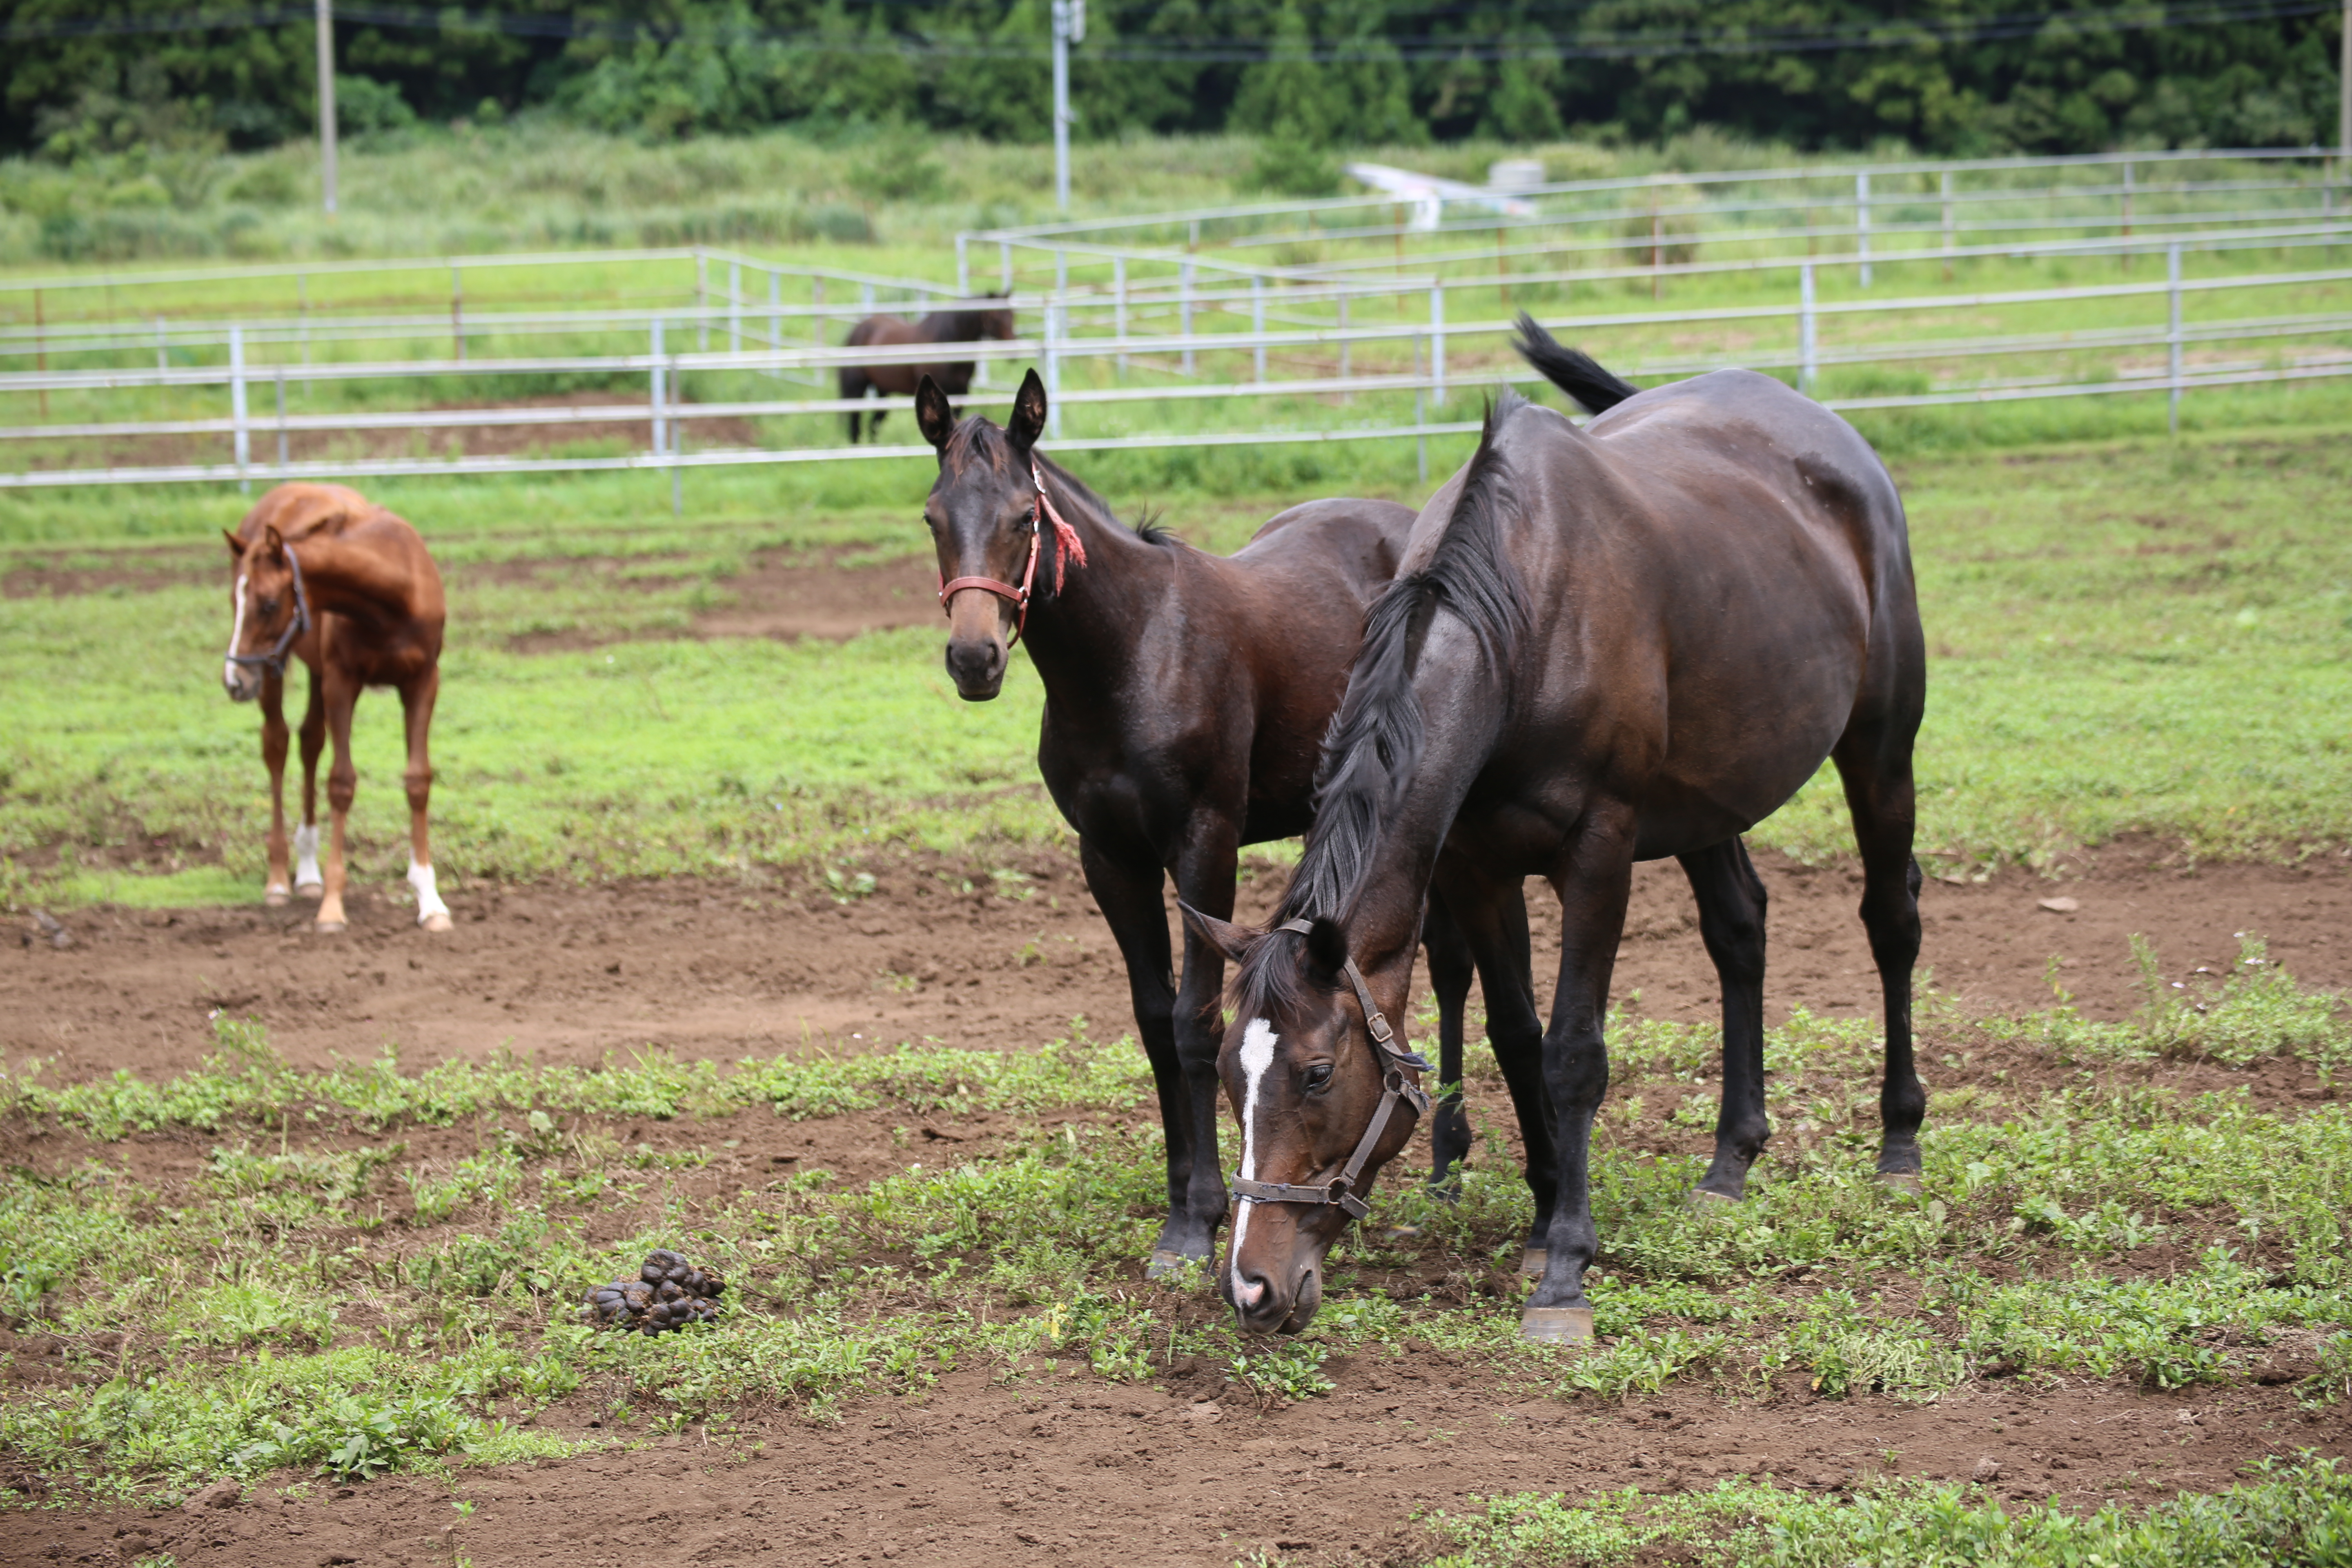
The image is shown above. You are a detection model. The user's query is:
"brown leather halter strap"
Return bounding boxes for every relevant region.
[1228,918,1433,1222]
[937,457,1089,646]
[227,543,312,679]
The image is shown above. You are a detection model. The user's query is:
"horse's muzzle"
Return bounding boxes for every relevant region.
[223,662,261,703]
[1227,1261,1323,1337]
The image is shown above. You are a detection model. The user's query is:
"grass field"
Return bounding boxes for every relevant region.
[4,418,2350,910]
[5,129,2352,1558]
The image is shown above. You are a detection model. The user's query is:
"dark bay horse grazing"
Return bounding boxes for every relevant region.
[221,484,451,935]
[222,485,344,906]
[841,294,1015,443]
[1186,319,1928,1341]
[912,367,1495,1274]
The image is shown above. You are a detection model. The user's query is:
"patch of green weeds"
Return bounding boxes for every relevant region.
[1422,1455,2352,1566]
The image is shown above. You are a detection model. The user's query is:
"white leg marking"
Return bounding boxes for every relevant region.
[407,860,449,924]
[294,824,322,890]
[223,572,249,690]
[1231,1018,1279,1308]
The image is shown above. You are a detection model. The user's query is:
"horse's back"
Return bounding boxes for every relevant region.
[1232,497,1416,592]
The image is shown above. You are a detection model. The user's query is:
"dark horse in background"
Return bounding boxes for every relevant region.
[1188,318,1928,1341]
[840,293,1016,443]
[911,366,1502,1275]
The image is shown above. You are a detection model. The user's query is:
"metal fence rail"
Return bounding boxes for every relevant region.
[5,236,2350,492]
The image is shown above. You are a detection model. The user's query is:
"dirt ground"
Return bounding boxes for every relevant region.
[8,843,2349,1087]
[4,1367,2342,1568]
[7,549,2352,1564]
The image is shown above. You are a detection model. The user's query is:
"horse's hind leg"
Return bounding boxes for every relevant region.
[294,667,326,896]
[315,666,359,934]
[399,667,452,933]
[259,675,293,904]
[1682,838,1771,1202]
[1421,891,1474,1197]
[1832,719,1927,1189]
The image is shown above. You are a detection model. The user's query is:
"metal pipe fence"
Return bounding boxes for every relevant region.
[5,232,2350,491]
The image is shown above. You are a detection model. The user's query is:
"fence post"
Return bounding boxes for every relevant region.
[1940,169,1955,264]
[729,260,742,354]
[1413,330,1428,486]
[861,283,875,312]
[1001,240,1013,291]
[1337,291,1350,396]
[956,233,970,296]
[155,316,167,372]
[1429,283,1445,405]
[1856,171,1871,289]
[767,269,782,381]
[451,265,465,361]
[696,252,709,351]
[1799,264,1817,395]
[1113,255,1127,374]
[1180,260,1195,376]
[650,316,667,459]
[670,336,684,518]
[1252,276,1265,383]
[1044,301,1063,439]
[297,271,310,365]
[2167,243,2184,434]
[230,324,250,491]
[1055,247,1068,296]
[275,367,288,472]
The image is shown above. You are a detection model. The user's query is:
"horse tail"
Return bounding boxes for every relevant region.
[1511,312,1642,415]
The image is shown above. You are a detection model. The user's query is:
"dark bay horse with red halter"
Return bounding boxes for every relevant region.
[223,485,342,906]
[221,483,451,935]
[1186,319,1928,1341]
[841,294,1016,443]
[911,366,1503,1274]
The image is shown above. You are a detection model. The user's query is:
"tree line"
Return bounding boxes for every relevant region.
[4,1,2343,162]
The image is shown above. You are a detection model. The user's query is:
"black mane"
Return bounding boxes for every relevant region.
[1232,390,1532,1021]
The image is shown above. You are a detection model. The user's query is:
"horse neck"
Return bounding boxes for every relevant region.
[288,533,424,622]
[1016,464,1167,694]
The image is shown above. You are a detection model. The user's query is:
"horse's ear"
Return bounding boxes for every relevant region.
[1179,901,1258,966]
[222,529,247,557]
[914,374,955,452]
[260,524,286,560]
[1007,368,1048,450]
[1304,917,1350,982]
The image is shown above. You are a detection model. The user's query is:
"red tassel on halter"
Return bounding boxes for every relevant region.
[1032,459,1087,594]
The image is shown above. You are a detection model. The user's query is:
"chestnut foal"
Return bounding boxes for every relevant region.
[222,487,336,905]
[221,483,451,934]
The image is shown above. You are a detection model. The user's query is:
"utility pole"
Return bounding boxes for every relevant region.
[316,0,338,216]
[2340,0,2349,185]
[1051,0,1083,212]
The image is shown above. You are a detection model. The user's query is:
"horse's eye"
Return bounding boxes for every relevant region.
[259,598,279,616]
[1302,1063,1334,1091]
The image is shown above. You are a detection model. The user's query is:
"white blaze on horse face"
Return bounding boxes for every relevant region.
[1230,1017,1279,1308]
[223,572,250,690]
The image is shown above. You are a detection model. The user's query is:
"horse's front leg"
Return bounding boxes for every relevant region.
[295,664,326,897]
[1167,823,1244,1274]
[399,667,452,933]
[1419,889,1474,1196]
[1525,821,1637,1343]
[314,666,361,935]
[1078,840,1190,1271]
[1433,860,1551,1271]
[259,673,294,904]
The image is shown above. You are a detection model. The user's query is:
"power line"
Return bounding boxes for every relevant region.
[1,1,2335,63]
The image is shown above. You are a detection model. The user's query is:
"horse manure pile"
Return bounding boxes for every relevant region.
[581,1249,727,1334]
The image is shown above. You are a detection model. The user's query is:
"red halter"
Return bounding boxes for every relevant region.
[938,458,1089,645]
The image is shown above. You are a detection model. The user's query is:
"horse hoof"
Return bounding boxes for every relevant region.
[1519,1246,1547,1276]
[1146,1249,1204,1281]
[1877,1170,1924,1197]
[314,918,347,935]
[296,882,324,900]
[1380,1224,1424,1244]
[265,886,292,908]
[419,912,454,934]
[1519,1306,1594,1344]
[1690,1186,1742,1212]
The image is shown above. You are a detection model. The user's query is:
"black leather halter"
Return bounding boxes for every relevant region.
[1228,918,1433,1222]
[227,544,312,679]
